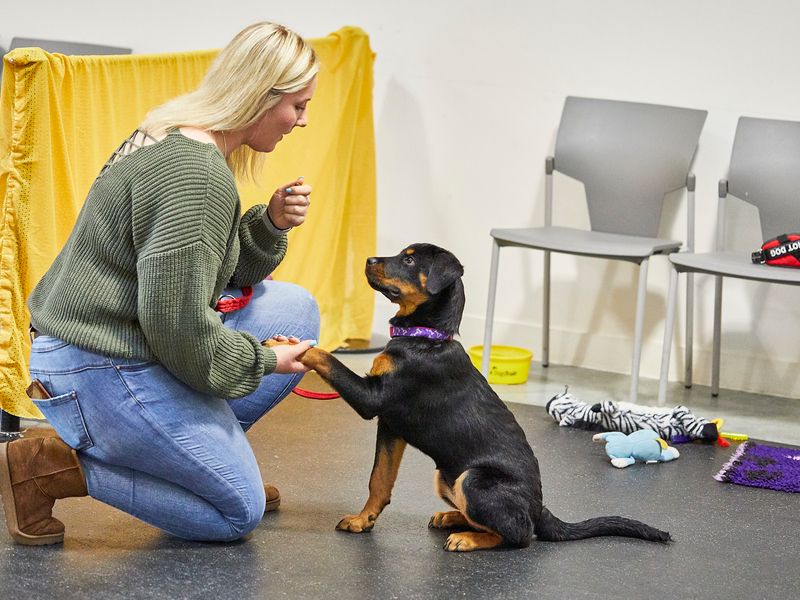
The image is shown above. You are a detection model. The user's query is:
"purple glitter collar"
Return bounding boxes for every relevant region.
[389,326,452,341]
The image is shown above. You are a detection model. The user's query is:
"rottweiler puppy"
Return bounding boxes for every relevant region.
[300,243,670,551]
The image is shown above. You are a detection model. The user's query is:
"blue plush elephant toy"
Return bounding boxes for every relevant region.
[593,429,680,468]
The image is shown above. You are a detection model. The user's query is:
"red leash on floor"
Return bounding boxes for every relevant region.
[215,285,340,400]
[291,387,340,400]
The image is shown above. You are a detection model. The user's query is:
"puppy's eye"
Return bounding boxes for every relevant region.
[402,255,415,266]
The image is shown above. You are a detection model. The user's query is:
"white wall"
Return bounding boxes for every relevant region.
[5,0,800,399]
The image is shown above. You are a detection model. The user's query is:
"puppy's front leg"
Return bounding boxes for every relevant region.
[300,347,383,419]
[337,419,406,533]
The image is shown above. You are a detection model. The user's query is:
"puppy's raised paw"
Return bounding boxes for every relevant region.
[299,347,333,377]
[263,335,300,348]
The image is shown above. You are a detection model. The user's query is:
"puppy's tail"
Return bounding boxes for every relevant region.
[534,507,671,543]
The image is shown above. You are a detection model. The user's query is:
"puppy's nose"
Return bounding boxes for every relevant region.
[366,257,379,265]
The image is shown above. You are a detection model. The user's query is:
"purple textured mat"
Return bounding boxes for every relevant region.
[715,441,800,493]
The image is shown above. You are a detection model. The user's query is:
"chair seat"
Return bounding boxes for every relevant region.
[671,251,800,285]
[490,226,681,262]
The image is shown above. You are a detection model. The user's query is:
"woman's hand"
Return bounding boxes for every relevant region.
[264,335,316,374]
[267,177,312,229]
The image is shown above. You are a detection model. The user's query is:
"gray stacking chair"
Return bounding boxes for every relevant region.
[658,116,800,403]
[482,97,707,402]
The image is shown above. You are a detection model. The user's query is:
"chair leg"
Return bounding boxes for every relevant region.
[629,258,649,403]
[684,272,694,388]
[481,240,501,377]
[658,266,679,406]
[712,275,723,397]
[542,250,551,368]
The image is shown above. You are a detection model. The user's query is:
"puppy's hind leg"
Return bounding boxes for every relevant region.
[429,470,472,530]
[443,468,533,552]
[429,511,470,529]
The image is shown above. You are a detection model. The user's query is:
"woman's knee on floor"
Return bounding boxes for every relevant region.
[201,480,267,542]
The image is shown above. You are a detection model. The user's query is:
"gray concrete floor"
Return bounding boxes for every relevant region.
[3,354,799,599]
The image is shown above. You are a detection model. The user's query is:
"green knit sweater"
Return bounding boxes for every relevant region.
[28,130,288,399]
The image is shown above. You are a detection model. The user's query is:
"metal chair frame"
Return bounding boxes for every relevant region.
[482,97,707,402]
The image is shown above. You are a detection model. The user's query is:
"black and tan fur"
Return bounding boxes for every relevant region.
[300,243,671,551]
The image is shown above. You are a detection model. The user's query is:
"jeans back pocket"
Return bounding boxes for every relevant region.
[31,391,94,451]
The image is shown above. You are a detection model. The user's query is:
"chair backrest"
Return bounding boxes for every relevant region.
[727,116,800,240]
[9,37,131,55]
[554,97,707,238]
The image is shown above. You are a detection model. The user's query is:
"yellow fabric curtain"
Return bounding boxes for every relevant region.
[0,27,376,419]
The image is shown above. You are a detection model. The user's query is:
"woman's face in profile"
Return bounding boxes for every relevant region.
[245,77,317,153]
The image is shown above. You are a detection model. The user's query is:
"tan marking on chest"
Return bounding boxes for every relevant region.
[369,353,394,376]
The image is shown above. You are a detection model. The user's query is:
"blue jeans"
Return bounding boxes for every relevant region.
[28,280,320,542]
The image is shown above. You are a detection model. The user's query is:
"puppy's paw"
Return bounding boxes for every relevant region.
[263,338,293,348]
[444,532,476,552]
[428,511,469,529]
[443,531,503,552]
[336,513,376,533]
[299,347,332,374]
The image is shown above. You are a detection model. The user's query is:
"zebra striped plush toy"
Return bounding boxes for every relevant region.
[545,388,718,442]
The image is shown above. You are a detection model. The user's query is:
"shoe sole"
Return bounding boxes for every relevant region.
[0,442,64,545]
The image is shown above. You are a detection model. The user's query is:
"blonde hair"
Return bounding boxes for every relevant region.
[140,22,319,181]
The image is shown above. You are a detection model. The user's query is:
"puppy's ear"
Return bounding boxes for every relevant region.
[426,251,464,294]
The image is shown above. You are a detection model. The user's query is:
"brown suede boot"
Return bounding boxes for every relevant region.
[264,483,280,512]
[0,436,88,545]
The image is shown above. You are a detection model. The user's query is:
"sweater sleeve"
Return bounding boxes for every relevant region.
[228,204,288,288]
[136,243,276,397]
[132,148,277,398]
